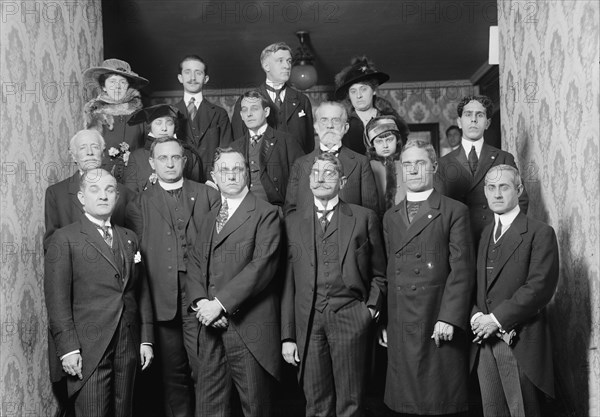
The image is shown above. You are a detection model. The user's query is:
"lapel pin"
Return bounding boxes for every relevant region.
[298,110,306,117]
[191,197,195,201]
[491,156,495,159]
[428,214,432,219]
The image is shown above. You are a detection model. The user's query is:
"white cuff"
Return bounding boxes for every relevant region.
[490,313,505,333]
[214,297,227,313]
[470,312,483,325]
[60,349,80,361]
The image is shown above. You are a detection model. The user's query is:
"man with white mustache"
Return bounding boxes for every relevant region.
[284,101,378,216]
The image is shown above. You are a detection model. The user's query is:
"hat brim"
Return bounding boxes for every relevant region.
[83,67,149,90]
[128,105,182,126]
[334,72,390,100]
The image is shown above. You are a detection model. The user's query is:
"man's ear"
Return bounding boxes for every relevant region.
[77,190,85,206]
[203,75,209,85]
[149,157,156,171]
[484,118,491,130]
[516,184,524,198]
[177,74,183,85]
[341,122,350,135]
[456,117,463,130]
[264,106,271,118]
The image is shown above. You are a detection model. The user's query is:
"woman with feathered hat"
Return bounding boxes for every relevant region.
[334,56,401,155]
[83,58,148,180]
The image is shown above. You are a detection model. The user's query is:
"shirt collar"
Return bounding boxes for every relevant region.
[314,195,339,211]
[461,137,484,157]
[265,79,286,90]
[184,92,203,106]
[406,188,434,202]
[249,124,268,137]
[158,178,184,190]
[320,143,342,153]
[494,205,520,227]
[222,186,249,205]
[85,213,111,228]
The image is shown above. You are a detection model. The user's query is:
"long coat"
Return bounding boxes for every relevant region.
[126,179,220,321]
[470,212,559,397]
[185,192,283,381]
[231,126,304,206]
[382,190,475,414]
[281,201,387,378]
[284,146,379,215]
[175,98,233,180]
[43,172,135,249]
[44,217,153,395]
[231,83,315,154]
[434,143,529,245]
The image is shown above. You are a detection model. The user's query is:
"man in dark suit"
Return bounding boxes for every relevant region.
[45,169,153,417]
[434,95,528,245]
[231,42,314,154]
[471,164,559,417]
[175,55,233,180]
[231,89,304,207]
[381,140,475,415]
[281,152,386,417]
[127,137,220,417]
[44,129,135,249]
[284,101,379,216]
[186,148,282,417]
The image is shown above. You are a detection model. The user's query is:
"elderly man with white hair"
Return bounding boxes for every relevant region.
[44,129,135,249]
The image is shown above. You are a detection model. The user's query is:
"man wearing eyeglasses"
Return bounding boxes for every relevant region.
[381,140,474,415]
[284,101,378,216]
[282,152,386,417]
[127,136,220,417]
[434,95,528,246]
[471,164,558,417]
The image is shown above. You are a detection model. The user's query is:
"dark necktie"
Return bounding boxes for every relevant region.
[97,224,113,247]
[265,84,285,108]
[187,97,197,121]
[468,145,478,175]
[250,134,262,148]
[167,188,182,200]
[406,201,421,223]
[216,199,229,233]
[494,219,503,242]
[316,208,332,232]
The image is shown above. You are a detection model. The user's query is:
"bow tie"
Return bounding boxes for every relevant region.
[320,148,340,157]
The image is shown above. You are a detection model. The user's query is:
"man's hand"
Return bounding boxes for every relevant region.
[211,316,229,329]
[62,353,83,380]
[196,300,223,326]
[378,327,388,348]
[140,345,154,371]
[431,321,454,347]
[471,314,500,344]
[282,342,300,366]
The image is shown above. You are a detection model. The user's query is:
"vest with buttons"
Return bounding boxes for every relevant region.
[314,208,357,312]
[164,190,189,271]
[248,137,268,202]
[485,232,504,285]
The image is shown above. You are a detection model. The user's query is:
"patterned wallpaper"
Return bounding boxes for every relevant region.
[0,2,103,415]
[499,1,599,415]
[150,81,477,153]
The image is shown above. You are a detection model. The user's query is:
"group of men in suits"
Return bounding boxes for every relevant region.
[44,46,559,417]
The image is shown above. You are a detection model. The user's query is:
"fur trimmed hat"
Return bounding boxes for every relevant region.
[334,56,389,100]
[84,58,149,90]
[128,104,182,125]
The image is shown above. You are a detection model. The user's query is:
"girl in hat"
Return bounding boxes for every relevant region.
[334,56,401,155]
[366,115,410,213]
[124,104,204,192]
[83,58,149,180]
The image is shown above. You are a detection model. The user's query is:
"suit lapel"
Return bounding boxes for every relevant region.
[471,143,498,189]
[338,147,358,179]
[80,217,121,276]
[337,203,356,267]
[212,192,254,248]
[197,100,216,141]
[68,173,84,215]
[112,226,130,288]
[148,184,172,224]
[395,191,442,253]
[260,127,277,172]
[181,180,197,228]
[486,214,527,290]
[300,207,316,267]
[283,87,300,122]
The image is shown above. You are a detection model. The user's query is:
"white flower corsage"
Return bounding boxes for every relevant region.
[107,142,131,166]
[134,251,142,264]
[149,173,158,184]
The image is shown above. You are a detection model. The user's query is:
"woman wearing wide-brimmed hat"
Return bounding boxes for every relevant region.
[365,115,410,214]
[334,56,401,156]
[83,58,148,179]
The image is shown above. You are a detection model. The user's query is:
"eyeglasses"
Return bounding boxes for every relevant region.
[317,117,345,127]
[155,155,184,163]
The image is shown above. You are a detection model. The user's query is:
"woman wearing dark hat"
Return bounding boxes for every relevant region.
[124,104,204,192]
[366,115,410,213]
[83,58,148,179]
[334,56,401,155]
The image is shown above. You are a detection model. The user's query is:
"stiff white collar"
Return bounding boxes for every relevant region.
[249,124,268,138]
[183,92,203,107]
[406,189,434,202]
[158,178,184,190]
[461,137,484,158]
[314,195,339,211]
[85,213,111,228]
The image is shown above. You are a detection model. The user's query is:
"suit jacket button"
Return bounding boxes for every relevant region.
[415,253,421,258]
[486,299,492,304]
[115,274,120,279]
[482,216,487,220]
[411,285,417,291]
[396,253,401,258]
[168,266,172,270]
[414,268,420,274]
[167,248,172,252]
[483,205,487,209]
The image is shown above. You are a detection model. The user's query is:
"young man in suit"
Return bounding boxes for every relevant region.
[126,137,220,417]
[186,148,282,417]
[471,164,559,416]
[381,140,475,415]
[284,101,379,216]
[231,42,314,154]
[434,95,528,245]
[175,55,233,180]
[281,152,386,417]
[230,89,304,207]
[44,129,135,249]
[44,169,153,417]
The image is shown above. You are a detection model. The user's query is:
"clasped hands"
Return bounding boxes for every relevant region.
[471,314,500,344]
[195,299,228,329]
